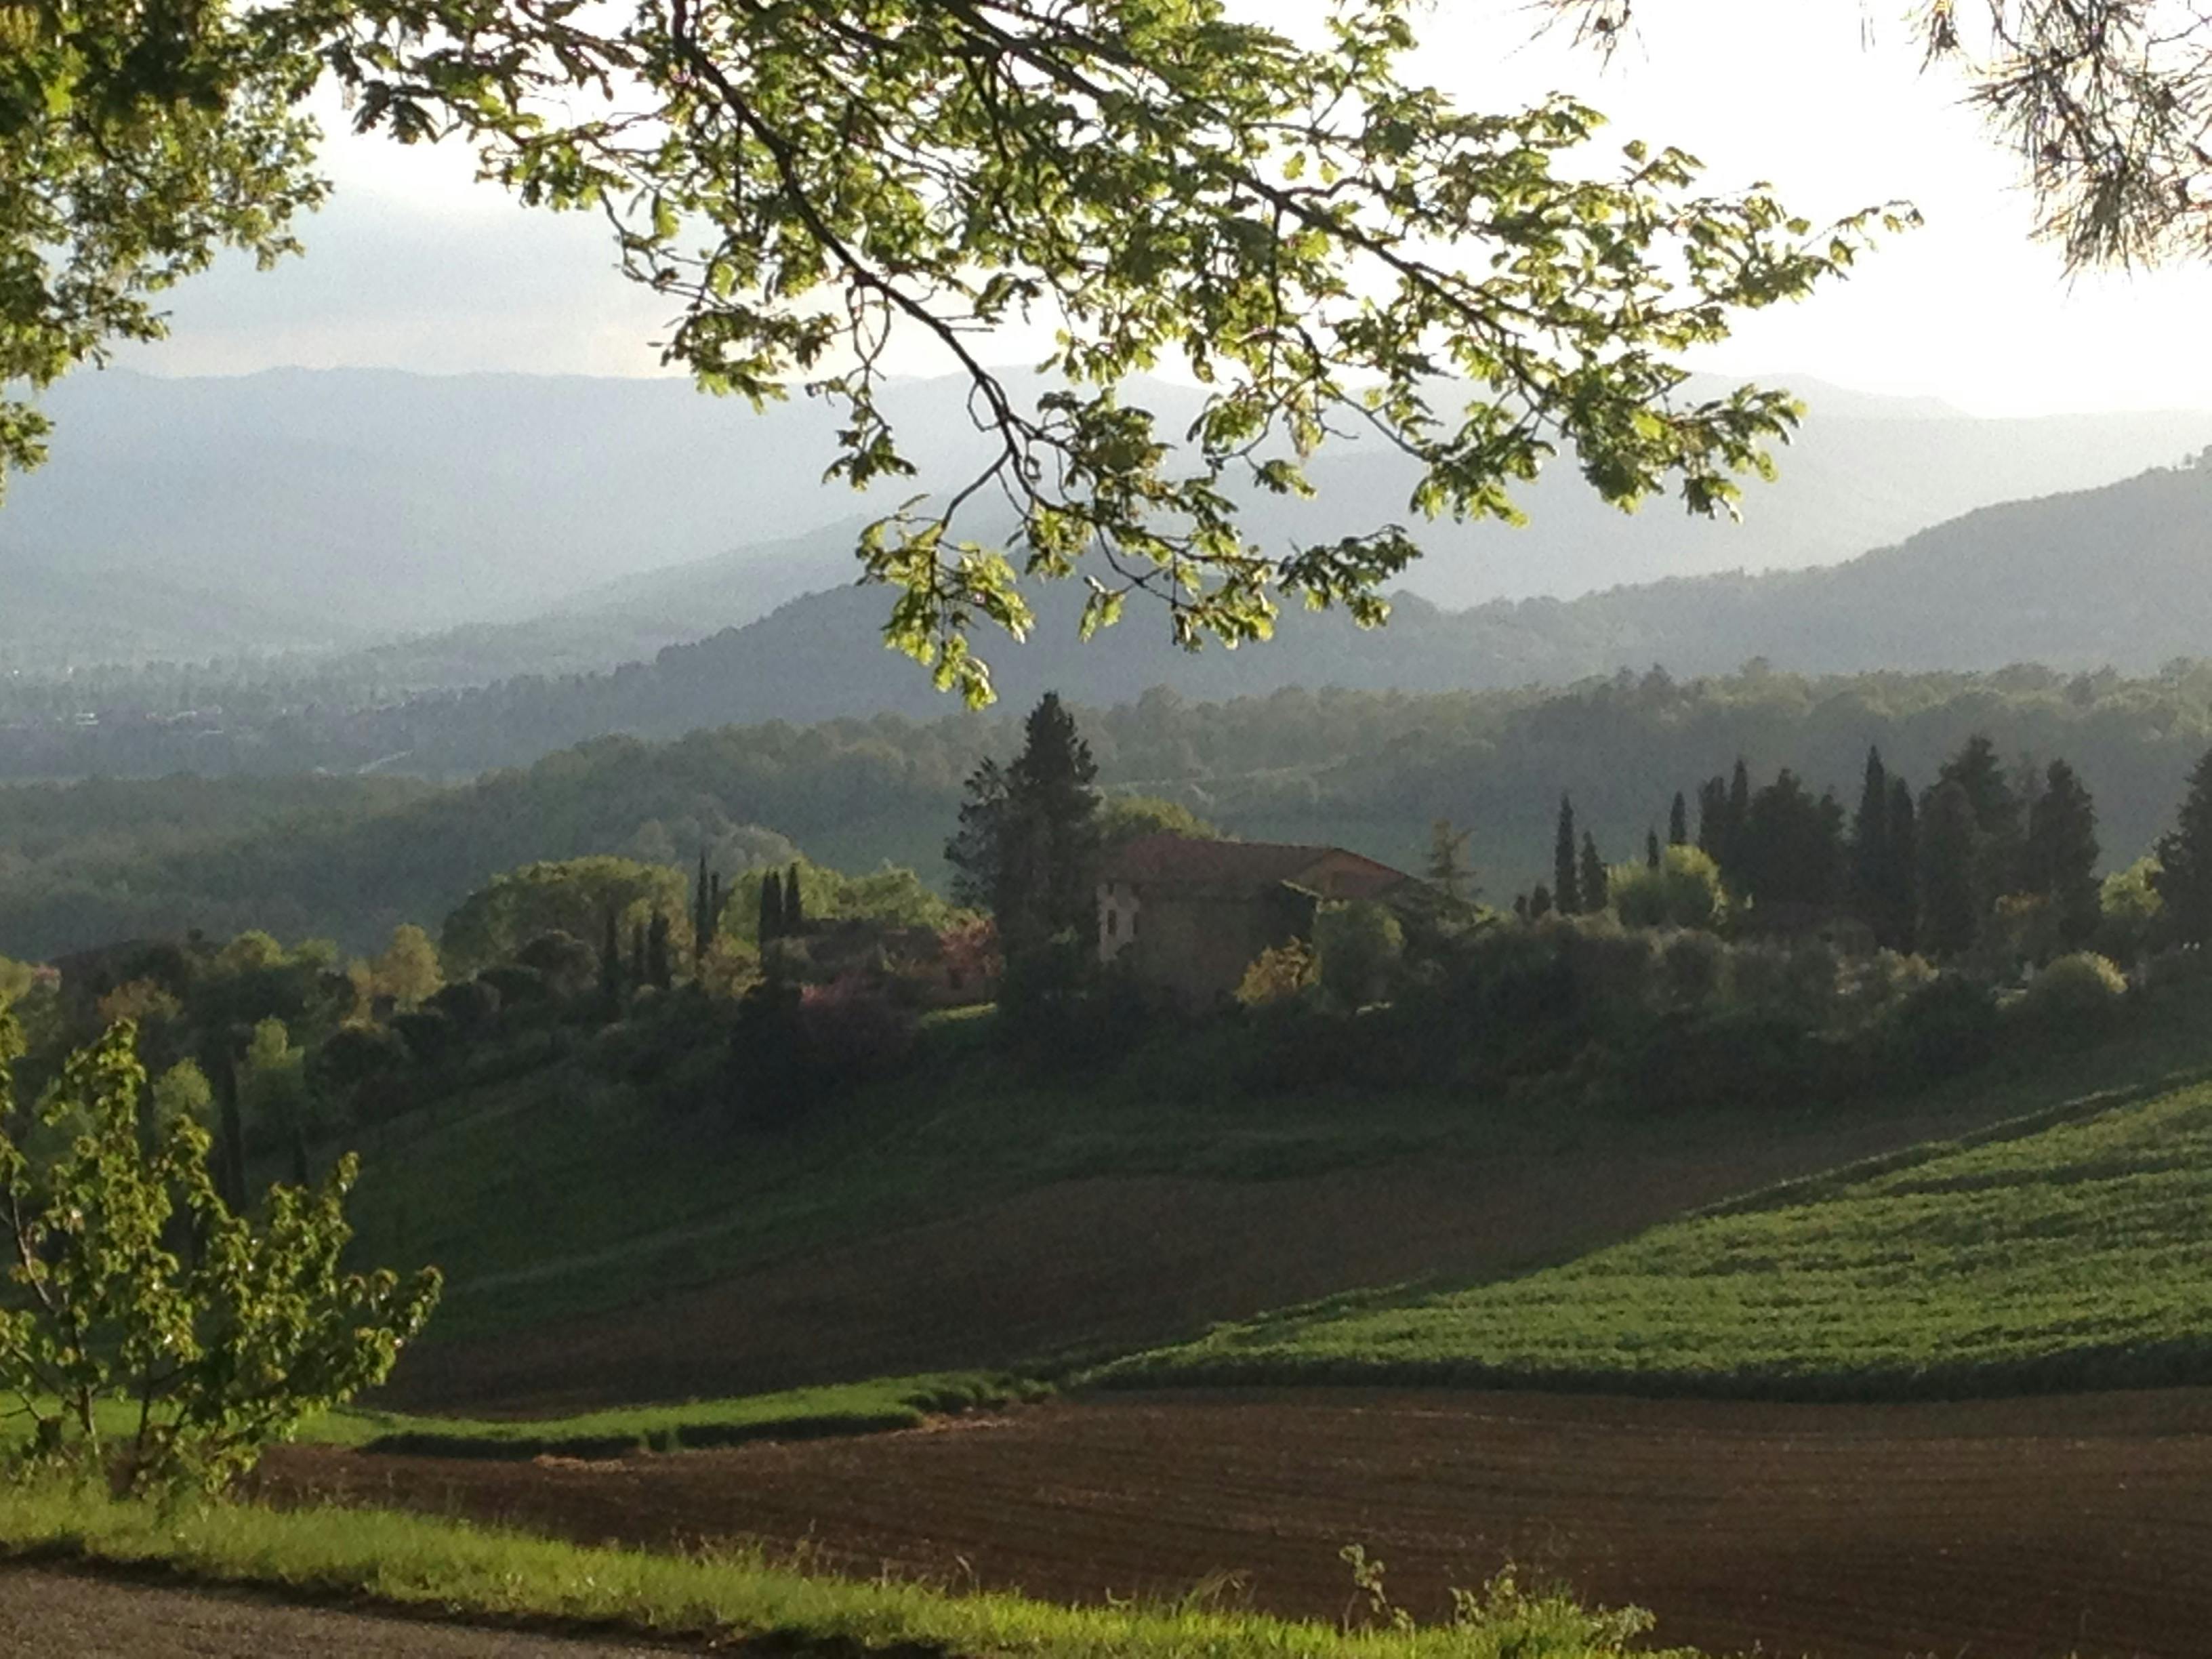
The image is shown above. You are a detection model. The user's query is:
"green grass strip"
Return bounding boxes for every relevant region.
[0,1482,1699,1659]
[319,1372,1041,1460]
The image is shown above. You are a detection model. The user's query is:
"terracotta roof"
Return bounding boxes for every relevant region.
[1098,834,1410,897]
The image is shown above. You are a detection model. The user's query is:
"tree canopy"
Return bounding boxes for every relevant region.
[0,0,321,500]
[8,0,1909,700]
[1542,0,2212,270]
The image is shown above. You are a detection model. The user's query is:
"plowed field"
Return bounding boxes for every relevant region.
[391,1098,2013,1413]
[264,1389,2212,1659]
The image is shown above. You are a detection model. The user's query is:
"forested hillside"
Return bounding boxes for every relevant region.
[7,662,2212,960]
[5,457,2207,783]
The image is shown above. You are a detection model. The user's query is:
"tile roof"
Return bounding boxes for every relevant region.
[1098,833,1409,897]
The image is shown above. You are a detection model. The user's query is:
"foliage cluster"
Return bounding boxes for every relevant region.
[22,664,2212,963]
[0,1015,438,1492]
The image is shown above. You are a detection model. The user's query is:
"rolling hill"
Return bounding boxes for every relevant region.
[5,363,2209,668]
[230,453,2212,777]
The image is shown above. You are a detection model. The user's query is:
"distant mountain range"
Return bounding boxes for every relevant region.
[407,455,2212,747]
[7,452,2204,783]
[5,364,2211,671]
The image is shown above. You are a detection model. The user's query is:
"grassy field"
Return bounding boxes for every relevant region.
[1096,1065,2212,1397]
[341,987,2212,1362]
[0,1483,1692,1659]
[7,1374,1033,1462]
[320,1372,1038,1458]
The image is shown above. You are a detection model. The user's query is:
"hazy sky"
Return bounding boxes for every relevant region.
[119,1,2212,417]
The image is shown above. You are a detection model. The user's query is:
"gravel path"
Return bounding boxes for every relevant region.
[0,1566,692,1658]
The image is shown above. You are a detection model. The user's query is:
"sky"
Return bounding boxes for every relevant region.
[117,0,2212,418]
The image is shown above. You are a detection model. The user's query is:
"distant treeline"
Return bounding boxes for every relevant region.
[6,662,2212,960]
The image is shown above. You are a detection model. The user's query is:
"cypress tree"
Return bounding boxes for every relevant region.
[1529,884,1554,920]
[1919,781,1980,958]
[1668,792,1689,846]
[647,912,673,991]
[1696,776,1727,861]
[1887,777,1919,950]
[694,848,710,966]
[708,872,722,941]
[1726,758,1752,872]
[1850,747,1889,925]
[1553,794,1580,916]
[2154,745,2212,945]
[1938,733,2024,902]
[758,869,783,943]
[2026,758,2101,947]
[1425,819,1473,904]
[783,863,806,935]
[1580,832,1609,912]
[1646,827,1662,869]
[600,908,622,1004]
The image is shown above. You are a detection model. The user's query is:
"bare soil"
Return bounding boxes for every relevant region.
[393,1103,1994,1413]
[265,1389,2212,1659]
[0,1564,682,1657]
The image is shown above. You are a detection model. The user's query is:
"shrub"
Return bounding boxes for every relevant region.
[0,1016,439,1494]
[798,974,917,1077]
[391,1007,458,1067]
[1656,928,1727,1012]
[1618,1009,1830,1116]
[1610,844,1728,931]
[1235,939,1318,1008]
[514,930,599,1001]
[2013,951,2129,1040]
[310,1023,413,1124]
[427,977,502,1036]
[1315,902,1405,1007]
[1879,973,1999,1080]
[476,962,550,1010]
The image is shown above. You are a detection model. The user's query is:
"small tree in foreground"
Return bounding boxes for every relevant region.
[0,1016,441,1494]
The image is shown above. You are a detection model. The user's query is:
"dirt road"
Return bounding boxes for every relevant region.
[0,1565,685,1657]
[267,1388,2212,1659]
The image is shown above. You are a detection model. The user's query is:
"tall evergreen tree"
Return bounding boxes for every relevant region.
[708,872,722,943]
[2026,759,2102,947]
[1667,792,1689,847]
[599,909,622,1010]
[1850,747,1890,922]
[1579,832,1609,913]
[1886,777,1919,949]
[1695,775,1728,863]
[646,912,673,991]
[1739,769,1843,908]
[758,869,783,943]
[1426,819,1474,904]
[2154,746,2212,946]
[1725,758,1752,872]
[1937,733,2024,907]
[783,863,806,935]
[694,848,711,967]
[1645,827,1662,869]
[1529,884,1554,920]
[1919,781,1980,958]
[1553,794,1581,916]
[944,692,1101,962]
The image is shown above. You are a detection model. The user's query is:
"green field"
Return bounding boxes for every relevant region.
[321,1372,1038,1458]
[1097,1069,2212,1397]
